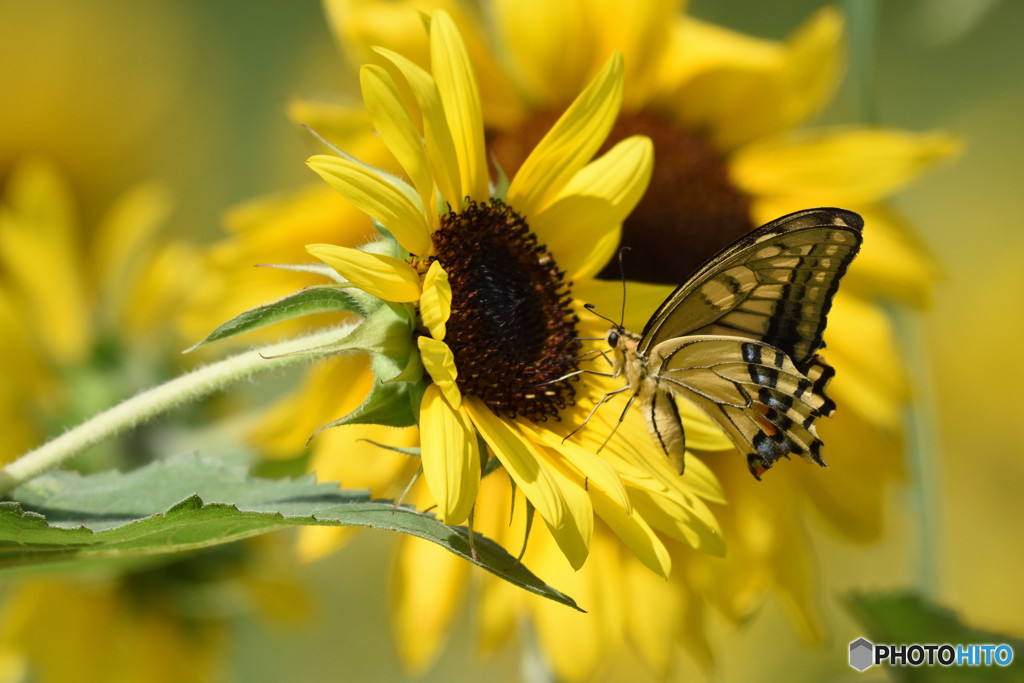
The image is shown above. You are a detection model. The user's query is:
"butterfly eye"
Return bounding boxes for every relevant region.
[607,330,619,348]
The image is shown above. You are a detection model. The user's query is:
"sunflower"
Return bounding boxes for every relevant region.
[299,8,726,572]
[0,159,308,682]
[190,2,957,679]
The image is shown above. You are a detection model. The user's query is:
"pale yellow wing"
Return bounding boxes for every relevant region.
[651,335,836,478]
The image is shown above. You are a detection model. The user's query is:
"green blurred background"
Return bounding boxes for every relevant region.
[1,0,1021,680]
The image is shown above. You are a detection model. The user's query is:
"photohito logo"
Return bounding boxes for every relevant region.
[849,637,1015,672]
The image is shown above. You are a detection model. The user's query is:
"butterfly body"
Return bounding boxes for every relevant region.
[607,328,690,472]
[603,207,864,479]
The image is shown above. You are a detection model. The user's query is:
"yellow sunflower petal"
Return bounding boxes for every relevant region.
[253,355,374,459]
[519,420,631,513]
[802,405,906,542]
[324,0,527,129]
[574,410,725,553]
[506,52,624,218]
[540,448,594,569]
[180,183,372,344]
[663,15,779,84]
[416,336,461,407]
[463,397,591,568]
[844,205,939,306]
[778,6,846,131]
[530,135,653,279]
[730,127,961,204]
[530,532,624,681]
[473,478,523,652]
[419,260,451,340]
[591,485,671,578]
[391,533,470,673]
[596,406,727,505]
[624,553,685,676]
[629,485,725,556]
[593,0,681,108]
[665,8,844,150]
[419,384,480,525]
[375,47,462,209]
[306,243,421,302]
[491,0,600,107]
[360,64,435,223]
[307,154,431,256]
[429,10,489,202]
[824,292,908,431]
[323,0,432,68]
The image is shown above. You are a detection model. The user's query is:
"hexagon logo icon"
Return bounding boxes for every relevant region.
[849,638,874,671]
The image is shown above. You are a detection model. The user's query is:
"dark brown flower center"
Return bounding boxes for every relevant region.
[429,199,580,421]
[488,111,754,284]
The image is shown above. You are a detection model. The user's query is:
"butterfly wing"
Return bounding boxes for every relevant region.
[638,207,863,368]
[636,208,862,476]
[649,336,836,477]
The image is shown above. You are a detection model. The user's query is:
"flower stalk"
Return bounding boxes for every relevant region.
[0,325,355,498]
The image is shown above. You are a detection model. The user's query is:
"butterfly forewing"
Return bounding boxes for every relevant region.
[638,208,864,368]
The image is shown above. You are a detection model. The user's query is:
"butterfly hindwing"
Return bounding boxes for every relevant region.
[640,387,687,474]
[652,336,833,477]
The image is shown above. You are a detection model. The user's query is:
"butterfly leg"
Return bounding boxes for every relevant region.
[582,348,615,367]
[541,367,616,385]
[594,389,641,454]
[561,384,631,444]
[575,348,613,366]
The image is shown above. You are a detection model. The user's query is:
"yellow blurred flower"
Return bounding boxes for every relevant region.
[0,0,190,205]
[189,1,959,679]
[0,158,194,462]
[0,159,310,682]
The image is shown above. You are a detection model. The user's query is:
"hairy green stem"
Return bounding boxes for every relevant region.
[0,326,354,498]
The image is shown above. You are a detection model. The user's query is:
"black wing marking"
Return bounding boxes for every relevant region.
[651,336,836,477]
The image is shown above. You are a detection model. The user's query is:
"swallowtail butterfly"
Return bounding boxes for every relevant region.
[603,207,863,479]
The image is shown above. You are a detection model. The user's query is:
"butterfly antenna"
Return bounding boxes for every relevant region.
[617,246,630,329]
[583,303,618,328]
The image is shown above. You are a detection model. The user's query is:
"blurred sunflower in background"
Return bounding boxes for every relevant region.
[188,1,958,680]
[0,158,316,683]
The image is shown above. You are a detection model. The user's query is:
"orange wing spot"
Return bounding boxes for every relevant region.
[754,405,777,436]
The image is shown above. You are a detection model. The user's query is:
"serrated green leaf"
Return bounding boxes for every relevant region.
[0,453,580,610]
[846,592,1024,682]
[187,286,364,352]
